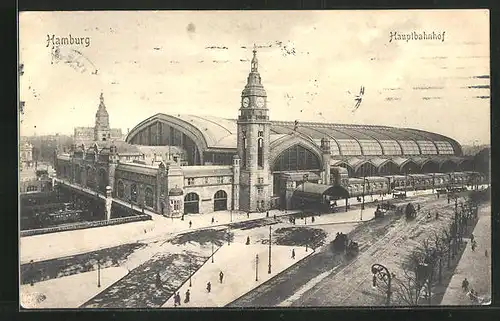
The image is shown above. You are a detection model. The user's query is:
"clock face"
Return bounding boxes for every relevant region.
[242,97,250,108]
[256,97,265,108]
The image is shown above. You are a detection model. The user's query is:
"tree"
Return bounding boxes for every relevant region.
[432,232,446,284]
[393,248,427,306]
[421,238,439,305]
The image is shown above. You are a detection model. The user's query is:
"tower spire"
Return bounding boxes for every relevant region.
[251,44,258,72]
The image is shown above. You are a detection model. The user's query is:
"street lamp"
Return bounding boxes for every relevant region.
[97,259,101,288]
[212,240,214,263]
[255,254,259,281]
[189,257,192,287]
[361,172,366,211]
[302,174,309,220]
[371,263,392,306]
[268,225,272,274]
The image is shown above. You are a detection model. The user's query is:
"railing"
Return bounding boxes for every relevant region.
[20,214,152,237]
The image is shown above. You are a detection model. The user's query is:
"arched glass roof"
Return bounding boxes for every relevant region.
[126,114,463,157]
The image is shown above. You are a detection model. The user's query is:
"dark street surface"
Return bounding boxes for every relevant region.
[81,252,209,308]
[20,243,146,284]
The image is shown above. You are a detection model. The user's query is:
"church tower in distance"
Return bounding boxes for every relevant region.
[237,46,272,212]
[94,92,111,142]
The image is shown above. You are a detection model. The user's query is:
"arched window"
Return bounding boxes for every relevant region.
[273,145,321,172]
[131,183,138,202]
[145,187,154,208]
[258,138,264,168]
[117,181,125,198]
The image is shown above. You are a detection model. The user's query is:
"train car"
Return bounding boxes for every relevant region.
[432,173,449,188]
[346,178,365,198]
[408,174,432,190]
[384,175,407,191]
[365,176,390,195]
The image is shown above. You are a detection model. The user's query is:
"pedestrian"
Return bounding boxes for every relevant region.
[189,220,192,228]
[181,214,185,221]
[247,211,250,218]
[266,211,269,218]
[184,289,190,303]
[211,217,215,224]
[291,249,295,259]
[273,214,276,220]
[417,204,421,211]
[219,271,224,283]
[462,278,469,292]
[485,250,488,257]
[206,281,211,293]
[176,291,182,306]
[246,236,250,245]
[311,216,315,223]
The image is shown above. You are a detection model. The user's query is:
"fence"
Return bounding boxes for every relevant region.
[20,214,152,237]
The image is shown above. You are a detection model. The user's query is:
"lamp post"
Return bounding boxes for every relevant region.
[268,226,272,274]
[189,257,192,287]
[361,172,366,210]
[302,174,308,220]
[371,263,392,306]
[212,240,214,263]
[97,259,101,288]
[255,254,259,281]
[227,228,231,245]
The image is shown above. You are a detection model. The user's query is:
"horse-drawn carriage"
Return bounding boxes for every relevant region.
[405,202,417,220]
[331,232,359,258]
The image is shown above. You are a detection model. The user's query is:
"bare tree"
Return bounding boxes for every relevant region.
[392,248,427,306]
[432,232,446,284]
[421,238,439,305]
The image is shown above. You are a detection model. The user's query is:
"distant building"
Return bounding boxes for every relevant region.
[20,142,33,168]
[74,93,123,145]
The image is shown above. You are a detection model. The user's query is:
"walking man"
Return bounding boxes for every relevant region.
[189,220,192,228]
[219,271,224,283]
[266,211,269,218]
[176,292,182,306]
[246,236,250,245]
[206,281,211,293]
[273,213,276,220]
[291,249,295,259]
[247,211,250,218]
[462,278,469,292]
[184,289,190,304]
[311,216,315,223]
[211,217,215,224]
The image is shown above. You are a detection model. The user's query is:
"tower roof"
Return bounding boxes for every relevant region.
[96,92,109,116]
[242,46,266,97]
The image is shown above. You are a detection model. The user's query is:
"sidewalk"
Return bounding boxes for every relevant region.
[440,204,491,305]
[161,243,313,308]
[20,267,129,309]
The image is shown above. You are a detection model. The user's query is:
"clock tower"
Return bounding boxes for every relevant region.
[237,46,272,212]
[94,92,111,142]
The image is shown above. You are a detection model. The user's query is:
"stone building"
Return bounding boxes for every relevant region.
[74,93,123,145]
[20,142,33,168]
[55,48,483,216]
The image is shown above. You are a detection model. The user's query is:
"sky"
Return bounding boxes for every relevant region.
[19,10,490,145]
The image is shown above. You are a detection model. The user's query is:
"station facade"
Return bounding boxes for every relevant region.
[55,48,481,216]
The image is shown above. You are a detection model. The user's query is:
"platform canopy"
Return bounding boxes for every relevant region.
[293,182,350,201]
